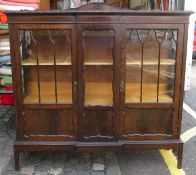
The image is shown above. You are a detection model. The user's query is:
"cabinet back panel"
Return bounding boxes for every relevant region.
[25,66,72,82]
[122,108,173,138]
[23,66,73,104]
[23,109,75,140]
[82,30,114,106]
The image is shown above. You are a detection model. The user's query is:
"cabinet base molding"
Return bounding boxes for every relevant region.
[14,140,183,170]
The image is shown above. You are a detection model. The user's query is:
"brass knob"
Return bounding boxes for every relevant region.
[120,80,125,92]
[74,81,77,94]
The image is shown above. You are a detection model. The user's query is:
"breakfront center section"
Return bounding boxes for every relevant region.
[77,24,120,141]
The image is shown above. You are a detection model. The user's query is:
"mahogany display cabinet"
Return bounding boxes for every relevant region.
[6,3,191,170]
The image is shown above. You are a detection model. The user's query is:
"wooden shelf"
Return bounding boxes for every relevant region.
[125,83,173,102]
[84,59,113,65]
[24,81,113,105]
[84,82,172,104]
[21,57,174,66]
[22,57,113,66]
[126,58,175,66]
[84,57,175,66]
[85,83,113,106]
[24,82,172,104]
[22,56,71,66]
[24,82,72,104]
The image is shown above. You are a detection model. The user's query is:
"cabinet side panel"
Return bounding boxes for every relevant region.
[8,24,24,140]
[176,23,189,138]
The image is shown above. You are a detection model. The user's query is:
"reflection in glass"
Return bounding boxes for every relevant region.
[82,30,114,106]
[19,30,72,104]
[125,29,177,103]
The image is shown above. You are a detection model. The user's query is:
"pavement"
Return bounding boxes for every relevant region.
[0,63,196,175]
[0,106,15,175]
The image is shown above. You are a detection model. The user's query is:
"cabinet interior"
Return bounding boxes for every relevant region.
[19,28,176,105]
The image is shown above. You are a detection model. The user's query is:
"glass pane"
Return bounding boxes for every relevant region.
[125,29,176,103]
[82,30,114,106]
[19,29,72,104]
[159,30,176,102]
[142,30,159,102]
[125,30,142,102]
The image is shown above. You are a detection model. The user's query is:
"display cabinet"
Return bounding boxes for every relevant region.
[6,3,191,170]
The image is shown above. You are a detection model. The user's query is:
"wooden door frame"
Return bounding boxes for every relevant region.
[76,22,121,141]
[9,23,78,140]
[119,23,185,139]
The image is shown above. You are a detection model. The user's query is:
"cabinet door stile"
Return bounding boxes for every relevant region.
[112,25,121,140]
[70,26,78,105]
[8,24,24,140]
[172,26,185,108]
[70,26,79,139]
[76,23,85,140]
[175,24,188,138]
[119,26,127,138]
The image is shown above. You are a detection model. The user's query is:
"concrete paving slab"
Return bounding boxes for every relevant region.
[184,86,196,112]
[117,150,170,175]
[181,110,196,133]
[181,107,196,175]
[183,139,196,175]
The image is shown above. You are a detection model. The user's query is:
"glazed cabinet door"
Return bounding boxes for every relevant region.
[11,24,78,141]
[120,23,184,140]
[77,23,120,141]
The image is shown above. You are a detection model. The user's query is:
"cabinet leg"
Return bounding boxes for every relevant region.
[14,149,20,170]
[177,143,183,169]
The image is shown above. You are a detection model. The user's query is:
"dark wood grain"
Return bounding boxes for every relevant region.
[7,3,190,170]
[121,108,173,139]
[82,109,115,141]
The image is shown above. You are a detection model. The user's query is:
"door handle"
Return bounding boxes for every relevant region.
[120,80,125,92]
[74,81,77,94]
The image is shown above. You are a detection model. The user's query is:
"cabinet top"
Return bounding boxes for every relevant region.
[6,3,192,16]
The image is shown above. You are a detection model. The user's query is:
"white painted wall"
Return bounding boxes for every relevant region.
[184,0,196,90]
